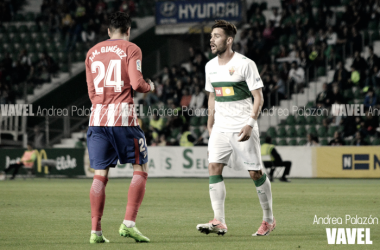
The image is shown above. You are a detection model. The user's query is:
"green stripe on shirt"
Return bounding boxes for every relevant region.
[211,81,252,102]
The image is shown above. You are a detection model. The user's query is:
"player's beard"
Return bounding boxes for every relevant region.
[213,39,228,55]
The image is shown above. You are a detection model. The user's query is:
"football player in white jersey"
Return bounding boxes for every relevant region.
[196,20,276,236]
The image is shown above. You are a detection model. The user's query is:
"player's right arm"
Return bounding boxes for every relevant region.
[207,92,215,135]
[204,63,215,135]
[128,46,154,93]
[85,58,96,101]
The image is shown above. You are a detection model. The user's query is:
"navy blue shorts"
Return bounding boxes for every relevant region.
[87,126,148,170]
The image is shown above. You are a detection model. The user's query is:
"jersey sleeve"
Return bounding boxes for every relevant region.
[85,56,96,102]
[244,60,264,91]
[127,46,151,93]
[204,63,214,92]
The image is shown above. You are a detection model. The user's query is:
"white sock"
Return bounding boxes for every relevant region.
[255,173,273,224]
[209,175,226,224]
[123,220,135,228]
[91,230,102,236]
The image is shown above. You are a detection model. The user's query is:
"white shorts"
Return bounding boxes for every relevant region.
[208,129,262,171]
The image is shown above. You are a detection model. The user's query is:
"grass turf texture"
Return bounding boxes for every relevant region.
[0,178,379,250]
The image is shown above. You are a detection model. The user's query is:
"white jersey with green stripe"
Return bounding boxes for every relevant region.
[205,52,264,133]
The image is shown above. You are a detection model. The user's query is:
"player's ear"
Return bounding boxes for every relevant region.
[108,28,111,38]
[126,27,131,37]
[227,37,233,46]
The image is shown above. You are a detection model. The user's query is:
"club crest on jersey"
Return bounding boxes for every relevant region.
[214,87,234,97]
[229,66,235,76]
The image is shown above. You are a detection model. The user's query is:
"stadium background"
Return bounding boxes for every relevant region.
[1,0,379,179]
[0,1,379,249]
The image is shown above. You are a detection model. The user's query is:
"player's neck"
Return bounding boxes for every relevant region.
[217,49,234,66]
[109,34,130,41]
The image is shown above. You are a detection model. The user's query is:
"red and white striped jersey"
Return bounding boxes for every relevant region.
[85,39,151,126]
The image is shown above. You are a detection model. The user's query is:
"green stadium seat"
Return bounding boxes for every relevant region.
[22,33,33,42]
[59,63,69,72]
[320,138,328,145]
[296,116,306,125]
[30,53,39,64]
[306,116,316,125]
[279,35,288,45]
[372,138,380,145]
[287,126,297,137]
[288,139,297,146]
[8,25,18,33]
[14,13,25,21]
[277,127,287,138]
[34,34,44,43]
[18,25,28,33]
[305,101,314,109]
[193,128,202,138]
[0,34,10,43]
[343,89,354,100]
[12,34,22,43]
[307,126,317,135]
[327,126,338,137]
[189,116,200,126]
[317,127,327,137]
[41,25,49,33]
[3,43,15,53]
[25,12,35,22]
[298,138,307,145]
[170,128,181,138]
[271,138,278,145]
[259,2,267,10]
[266,127,277,138]
[354,88,362,99]
[289,34,297,44]
[316,115,325,124]
[270,46,279,56]
[46,43,57,53]
[312,0,321,7]
[285,115,296,125]
[30,25,39,33]
[26,43,37,53]
[58,52,68,62]
[0,25,5,33]
[368,21,378,31]
[36,43,47,53]
[278,139,287,146]
[200,116,208,126]
[297,126,307,137]
[317,67,326,77]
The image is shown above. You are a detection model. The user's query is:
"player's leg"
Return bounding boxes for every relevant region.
[119,163,149,242]
[87,127,117,243]
[197,131,231,235]
[249,170,276,236]
[89,168,110,243]
[279,161,291,182]
[5,163,23,180]
[115,127,150,242]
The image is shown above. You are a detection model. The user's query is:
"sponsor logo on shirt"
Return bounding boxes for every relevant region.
[136,60,142,72]
[256,77,261,82]
[229,66,235,76]
[214,87,234,97]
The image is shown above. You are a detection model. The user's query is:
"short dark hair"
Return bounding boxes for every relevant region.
[108,12,132,34]
[212,20,237,38]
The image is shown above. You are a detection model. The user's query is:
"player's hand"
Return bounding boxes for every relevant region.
[237,125,252,142]
[146,78,155,92]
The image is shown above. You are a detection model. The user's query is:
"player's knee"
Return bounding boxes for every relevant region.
[208,163,223,175]
[249,170,262,180]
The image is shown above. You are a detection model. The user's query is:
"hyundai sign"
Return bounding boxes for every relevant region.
[155,0,242,25]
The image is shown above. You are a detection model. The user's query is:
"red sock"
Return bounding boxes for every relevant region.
[90,175,108,231]
[124,171,148,222]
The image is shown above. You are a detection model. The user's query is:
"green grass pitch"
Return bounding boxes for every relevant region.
[1,178,379,250]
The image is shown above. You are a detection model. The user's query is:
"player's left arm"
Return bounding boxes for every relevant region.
[238,88,264,142]
[238,60,264,142]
